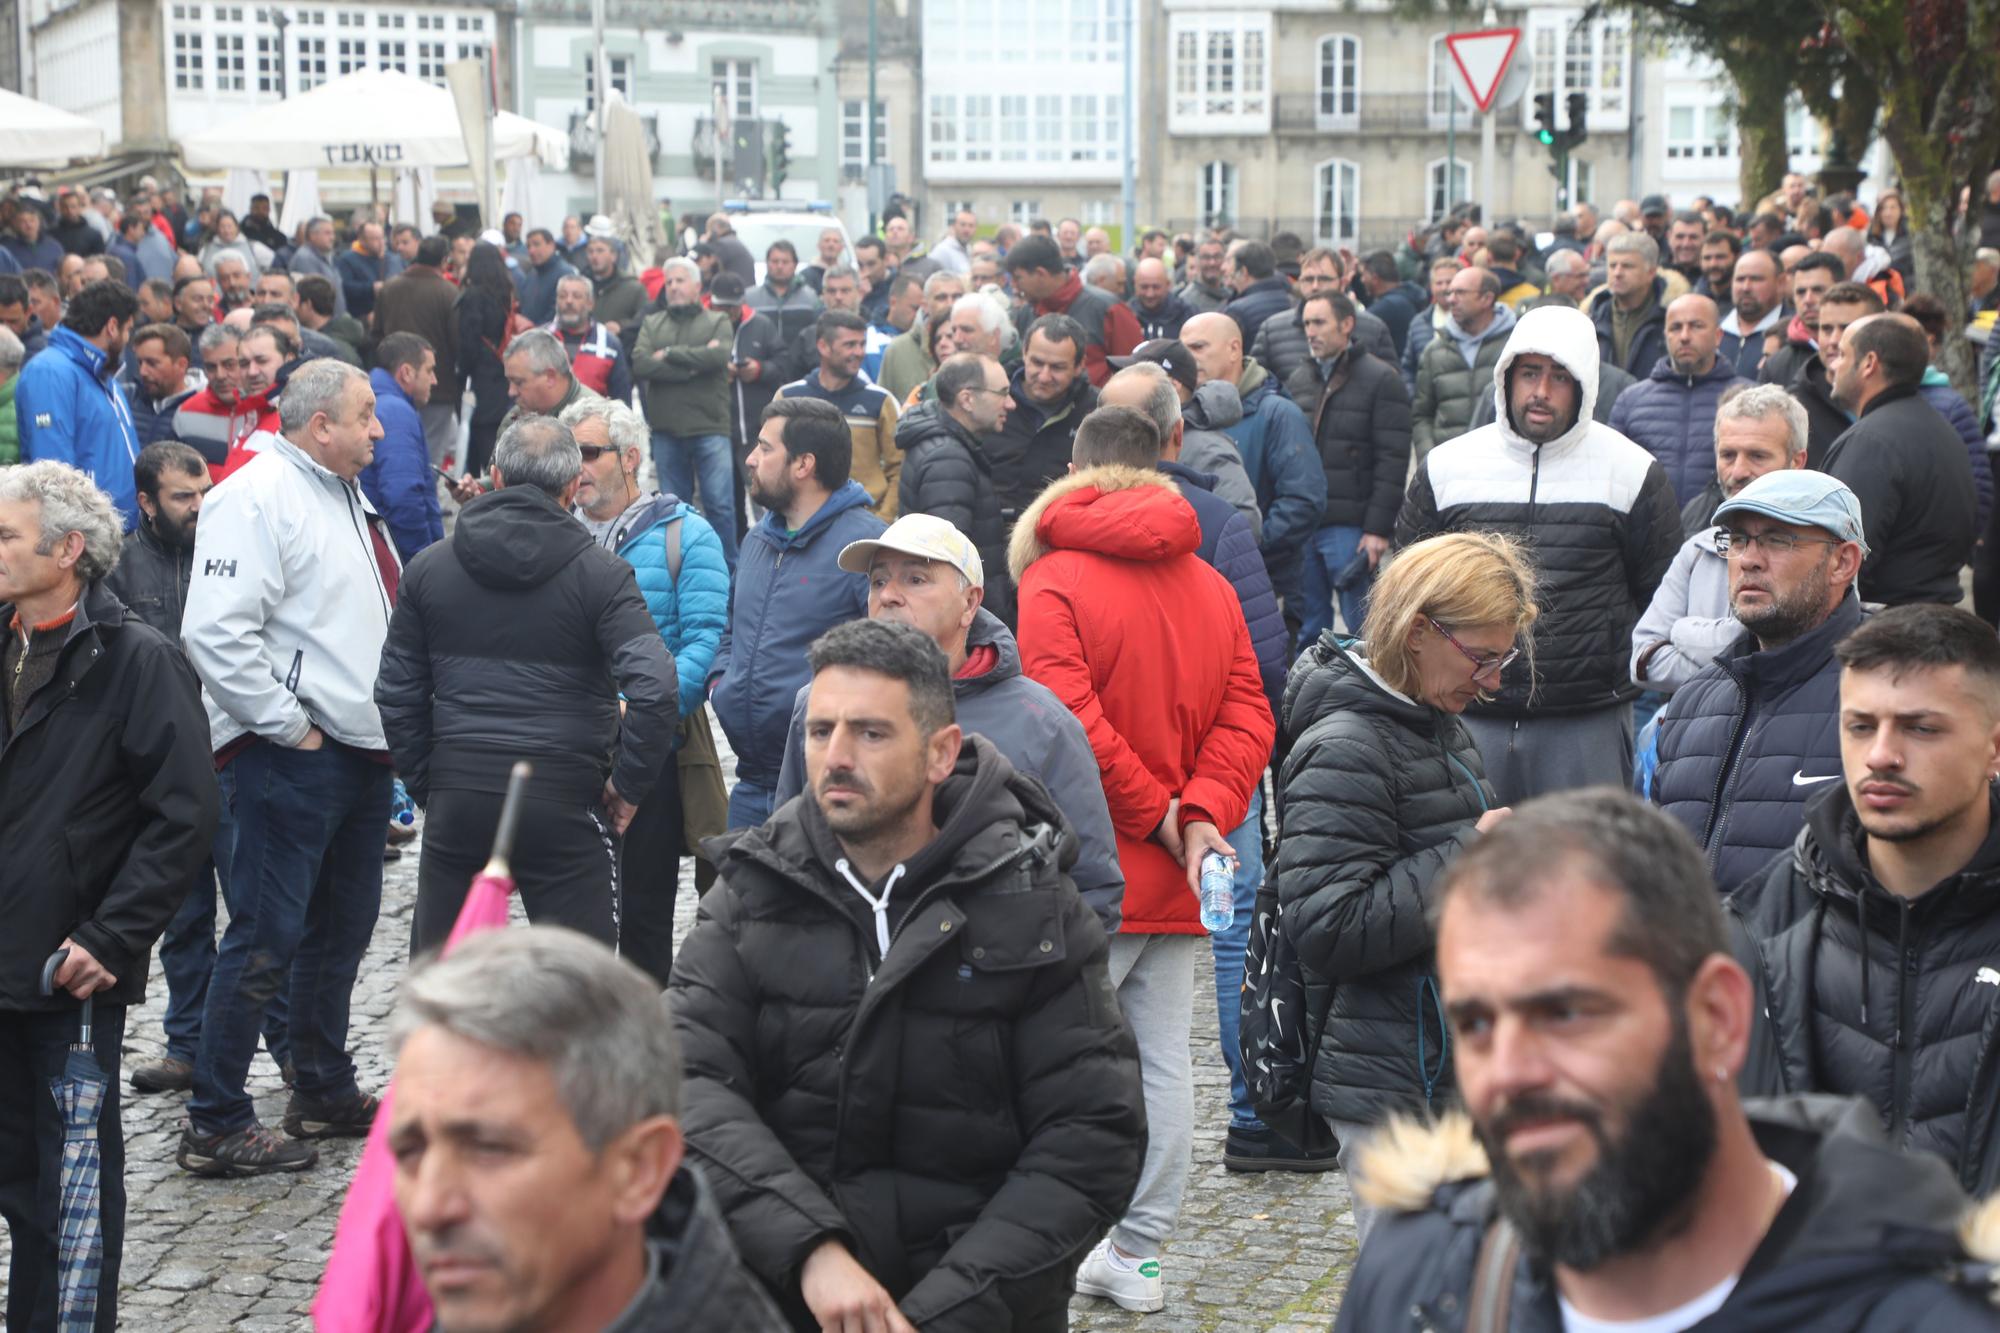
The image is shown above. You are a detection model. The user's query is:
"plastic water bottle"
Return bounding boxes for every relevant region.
[390,778,417,827]
[1198,851,1237,933]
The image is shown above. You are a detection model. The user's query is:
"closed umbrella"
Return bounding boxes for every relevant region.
[313,761,533,1333]
[37,949,107,1333]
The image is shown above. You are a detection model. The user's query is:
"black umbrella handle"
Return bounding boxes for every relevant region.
[39,948,95,1046]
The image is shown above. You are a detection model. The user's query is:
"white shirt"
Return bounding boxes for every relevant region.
[1557,1162,1798,1333]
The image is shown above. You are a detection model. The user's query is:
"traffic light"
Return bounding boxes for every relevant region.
[770,120,791,193]
[1564,92,1589,151]
[1533,93,1557,146]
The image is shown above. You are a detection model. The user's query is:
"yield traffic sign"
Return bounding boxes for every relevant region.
[1443,28,1521,114]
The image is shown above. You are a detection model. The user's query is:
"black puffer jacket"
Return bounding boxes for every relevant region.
[895,400,1013,625]
[635,1165,790,1330]
[1789,353,1850,470]
[670,737,1144,1332]
[1275,637,1493,1128]
[374,485,678,806]
[1334,1095,2000,1332]
[0,580,218,1012]
[1732,787,2000,1198]
[1250,303,1396,386]
[1824,384,1978,608]
[104,522,193,639]
[1397,305,1682,716]
[1652,596,1861,895]
[986,369,1096,522]
[1285,345,1411,535]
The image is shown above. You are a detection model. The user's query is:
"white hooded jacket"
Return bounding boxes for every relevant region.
[1394,305,1682,717]
[184,430,398,752]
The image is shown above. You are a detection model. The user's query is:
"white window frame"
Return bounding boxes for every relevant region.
[841,99,888,176]
[1315,158,1360,249]
[1522,9,1632,133]
[1317,34,1360,131]
[1198,160,1237,229]
[172,22,204,92]
[1426,157,1471,223]
[1009,199,1042,226]
[1081,199,1114,226]
[713,58,757,122]
[1427,35,1459,128]
[928,93,959,164]
[1168,11,1272,134]
[584,53,631,112]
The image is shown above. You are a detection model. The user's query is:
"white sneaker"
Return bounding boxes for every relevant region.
[1074,1238,1164,1313]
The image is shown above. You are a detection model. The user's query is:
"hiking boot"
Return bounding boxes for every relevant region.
[282,1088,381,1140]
[129,1055,193,1094]
[1224,1123,1342,1173]
[1074,1238,1164,1313]
[177,1121,318,1177]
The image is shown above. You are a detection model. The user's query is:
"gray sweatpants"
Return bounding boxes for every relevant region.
[419,400,461,469]
[1330,1117,1381,1248]
[1460,705,1634,807]
[1106,931,1198,1256]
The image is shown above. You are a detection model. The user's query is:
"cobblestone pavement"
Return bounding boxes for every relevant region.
[2,712,1358,1329]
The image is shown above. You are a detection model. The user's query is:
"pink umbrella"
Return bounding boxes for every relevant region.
[314,762,533,1333]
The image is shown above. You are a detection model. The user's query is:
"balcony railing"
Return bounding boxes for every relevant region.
[567,109,662,163]
[1272,92,1463,136]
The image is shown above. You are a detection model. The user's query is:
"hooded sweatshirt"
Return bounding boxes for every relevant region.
[1397,305,1682,717]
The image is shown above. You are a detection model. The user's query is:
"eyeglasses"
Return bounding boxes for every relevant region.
[1428,617,1520,677]
[576,445,614,462]
[1717,528,1842,559]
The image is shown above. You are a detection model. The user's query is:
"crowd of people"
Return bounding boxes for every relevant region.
[5,160,2000,1333]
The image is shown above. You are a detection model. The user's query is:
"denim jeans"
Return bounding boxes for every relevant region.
[653,431,738,571]
[157,795,290,1067]
[189,741,391,1133]
[1299,524,1372,645]
[727,779,774,831]
[0,1004,127,1332]
[1211,785,1265,1132]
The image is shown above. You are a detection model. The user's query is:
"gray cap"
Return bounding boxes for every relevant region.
[1714,469,1868,554]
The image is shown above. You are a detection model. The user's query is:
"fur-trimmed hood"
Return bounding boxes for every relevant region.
[1006,463,1200,583]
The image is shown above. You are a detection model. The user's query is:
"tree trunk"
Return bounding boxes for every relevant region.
[1897,157,1979,402]
[1722,48,1794,213]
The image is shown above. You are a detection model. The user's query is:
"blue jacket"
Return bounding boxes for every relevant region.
[17,325,141,528]
[1918,369,1993,536]
[128,386,195,448]
[1160,458,1287,715]
[709,480,885,785]
[360,368,445,563]
[334,247,402,321]
[1651,594,1862,894]
[1222,362,1327,589]
[1608,356,1749,509]
[611,494,730,715]
[1224,276,1294,346]
[513,253,577,327]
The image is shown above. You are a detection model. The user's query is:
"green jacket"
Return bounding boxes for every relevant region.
[633,303,732,438]
[0,375,16,465]
[876,325,934,404]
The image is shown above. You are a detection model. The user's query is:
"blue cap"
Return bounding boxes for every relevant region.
[1713,470,1868,554]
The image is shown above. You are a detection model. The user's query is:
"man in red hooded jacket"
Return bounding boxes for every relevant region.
[1010,403,1274,1315]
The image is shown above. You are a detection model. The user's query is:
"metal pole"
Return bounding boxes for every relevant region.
[591,0,607,210]
[867,0,879,236]
[1479,5,1496,213]
[1446,92,1456,216]
[1119,0,1135,257]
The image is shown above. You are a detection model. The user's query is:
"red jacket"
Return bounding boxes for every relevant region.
[1010,465,1274,934]
[1035,272,1143,388]
[172,386,279,481]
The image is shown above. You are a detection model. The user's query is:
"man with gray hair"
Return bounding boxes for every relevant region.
[635,257,736,569]
[1084,252,1127,300]
[179,358,399,1177]
[1633,383,1812,696]
[0,459,217,1325]
[1525,247,1592,309]
[1589,230,1670,376]
[388,927,785,1329]
[285,217,347,317]
[378,414,677,958]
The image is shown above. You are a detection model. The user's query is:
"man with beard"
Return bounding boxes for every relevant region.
[672,619,1142,1329]
[1634,385,1812,698]
[1823,314,1975,607]
[580,235,647,340]
[211,253,254,315]
[173,325,262,472]
[1648,470,1866,892]
[1398,306,1680,804]
[16,279,141,527]
[1334,788,2000,1332]
[1731,605,2000,1203]
[1695,230,1738,320]
[126,322,198,446]
[546,274,633,405]
[707,398,884,829]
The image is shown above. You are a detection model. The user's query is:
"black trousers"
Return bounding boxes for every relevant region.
[411,787,619,958]
[464,417,502,479]
[0,1004,127,1333]
[618,759,682,988]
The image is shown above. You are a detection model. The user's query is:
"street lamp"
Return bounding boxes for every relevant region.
[272,8,290,99]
